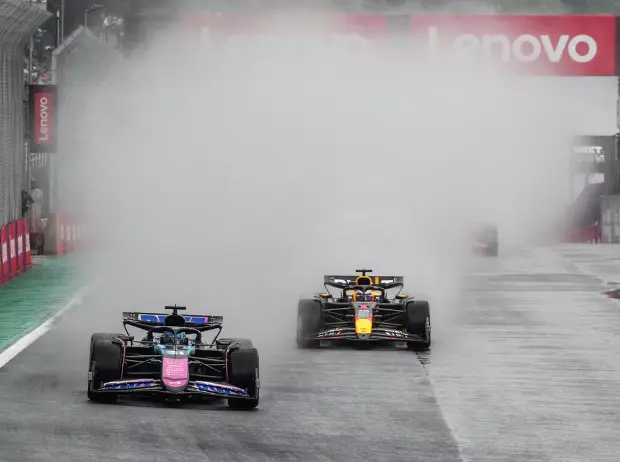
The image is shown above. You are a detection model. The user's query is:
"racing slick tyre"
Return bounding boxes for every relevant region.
[88,333,124,403]
[405,301,431,350]
[296,299,322,349]
[227,342,260,410]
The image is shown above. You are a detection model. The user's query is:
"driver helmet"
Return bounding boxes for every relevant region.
[162,331,187,344]
[358,290,373,302]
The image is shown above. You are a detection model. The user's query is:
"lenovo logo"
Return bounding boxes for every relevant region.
[36,94,51,143]
[189,14,617,76]
[410,14,616,75]
[427,28,597,63]
[33,90,54,146]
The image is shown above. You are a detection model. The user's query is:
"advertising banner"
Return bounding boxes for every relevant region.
[183,14,619,76]
[29,84,57,154]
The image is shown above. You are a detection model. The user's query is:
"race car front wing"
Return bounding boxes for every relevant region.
[93,378,253,399]
[312,327,424,342]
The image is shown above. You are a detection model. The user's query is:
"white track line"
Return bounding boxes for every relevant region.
[0,286,89,370]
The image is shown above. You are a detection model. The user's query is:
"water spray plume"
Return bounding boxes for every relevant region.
[61,11,615,354]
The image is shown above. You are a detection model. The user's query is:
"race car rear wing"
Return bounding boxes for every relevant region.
[122,312,223,327]
[324,275,404,288]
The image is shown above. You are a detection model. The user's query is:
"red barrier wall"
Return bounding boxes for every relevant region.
[0,218,37,287]
[16,220,23,275]
[52,213,86,255]
[567,225,601,243]
[7,223,16,279]
[0,227,7,284]
[23,219,32,269]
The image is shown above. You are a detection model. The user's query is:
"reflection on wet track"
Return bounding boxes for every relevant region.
[1,245,620,460]
[424,245,620,461]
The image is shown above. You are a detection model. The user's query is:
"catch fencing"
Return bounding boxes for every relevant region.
[0,0,50,228]
[42,26,124,253]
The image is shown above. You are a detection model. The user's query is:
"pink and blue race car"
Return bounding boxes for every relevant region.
[87,305,259,409]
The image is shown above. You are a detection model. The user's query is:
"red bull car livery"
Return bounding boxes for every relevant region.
[296,269,431,350]
[87,305,259,409]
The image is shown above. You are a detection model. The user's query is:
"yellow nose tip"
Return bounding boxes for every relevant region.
[355,318,372,335]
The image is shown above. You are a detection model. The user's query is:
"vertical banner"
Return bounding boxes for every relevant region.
[29,85,55,243]
[29,84,57,154]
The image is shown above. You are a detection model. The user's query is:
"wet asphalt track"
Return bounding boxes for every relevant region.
[2,245,620,461]
[0,291,460,462]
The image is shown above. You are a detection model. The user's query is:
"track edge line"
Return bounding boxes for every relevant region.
[0,285,90,370]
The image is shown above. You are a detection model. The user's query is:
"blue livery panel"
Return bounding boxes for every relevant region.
[122,312,223,326]
[138,314,209,324]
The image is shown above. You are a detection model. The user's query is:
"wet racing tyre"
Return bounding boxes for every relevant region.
[88,333,124,403]
[405,300,431,350]
[227,343,260,410]
[296,299,322,349]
